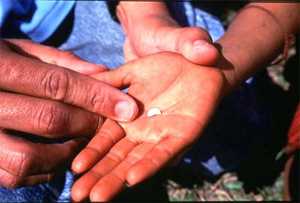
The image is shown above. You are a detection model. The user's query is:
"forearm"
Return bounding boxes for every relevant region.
[217,3,300,93]
[116,2,177,35]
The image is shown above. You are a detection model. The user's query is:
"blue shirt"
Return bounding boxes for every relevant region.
[0,0,75,42]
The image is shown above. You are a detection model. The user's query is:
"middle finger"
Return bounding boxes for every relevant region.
[71,137,137,202]
[0,91,99,138]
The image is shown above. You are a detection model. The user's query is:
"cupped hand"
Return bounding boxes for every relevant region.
[0,39,138,188]
[71,52,226,202]
[117,7,220,65]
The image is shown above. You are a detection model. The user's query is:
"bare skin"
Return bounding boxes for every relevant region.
[71,2,300,202]
[0,39,138,188]
[71,53,225,202]
[0,1,218,189]
[117,2,220,64]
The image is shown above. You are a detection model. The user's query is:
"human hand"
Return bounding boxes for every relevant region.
[71,52,226,201]
[117,3,219,64]
[0,39,138,188]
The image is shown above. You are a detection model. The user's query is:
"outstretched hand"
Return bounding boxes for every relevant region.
[71,53,226,202]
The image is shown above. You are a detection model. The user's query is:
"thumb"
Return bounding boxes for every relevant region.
[123,38,139,62]
[5,39,106,75]
[180,39,220,66]
[156,27,220,65]
[90,63,133,89]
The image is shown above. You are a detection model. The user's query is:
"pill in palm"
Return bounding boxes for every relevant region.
[147,107,162,117]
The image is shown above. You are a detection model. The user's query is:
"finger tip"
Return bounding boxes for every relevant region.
[126,167,143,186]
[90,188,107,202]
[70,190,82,202]
[126,173,138,186]
[183,40,220,65]
[114,100,139,122]
[71,183,88,202]
[71,160,86,174]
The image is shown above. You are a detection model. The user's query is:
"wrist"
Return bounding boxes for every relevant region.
[214,49,237,95]
[117,2,178,36]
[214,3,295,94]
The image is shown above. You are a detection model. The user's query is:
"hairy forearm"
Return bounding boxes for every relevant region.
[217,3,300,93]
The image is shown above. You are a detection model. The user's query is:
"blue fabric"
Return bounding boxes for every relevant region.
[0,171,73,202]
[0,1,269,201]
[0,0,75,42]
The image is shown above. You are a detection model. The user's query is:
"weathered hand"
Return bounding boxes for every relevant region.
[71,53,225,201]
[0,39,138,188]
[5,39,107,75]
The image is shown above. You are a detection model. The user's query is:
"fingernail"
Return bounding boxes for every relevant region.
[193,40,213,52]
[114,100,136,121]
[71,161,83,173]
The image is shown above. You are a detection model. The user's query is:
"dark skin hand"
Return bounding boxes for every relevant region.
[71,53,225,202]
[0,39,138,188]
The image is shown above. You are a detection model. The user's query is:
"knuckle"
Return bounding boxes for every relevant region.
[41,69,70,100]
[61,51,78,59]
[0,172,17,189]
[8,149,35,177]
[86,85,108,112]
[107,151,123,163]
[35,103,70,135]
[6,176,23,189]
[184,27,211,40]
[0,57,22,83]
[109,146,129,163]
[192,27,208,35]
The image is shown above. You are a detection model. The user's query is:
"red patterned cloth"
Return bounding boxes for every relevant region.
[287,103,300,154]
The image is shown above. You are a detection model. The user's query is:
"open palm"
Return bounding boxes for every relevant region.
[71,52,225,202]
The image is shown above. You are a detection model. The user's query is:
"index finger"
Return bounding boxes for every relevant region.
[0,48,138,122]
[72,119,125,174]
